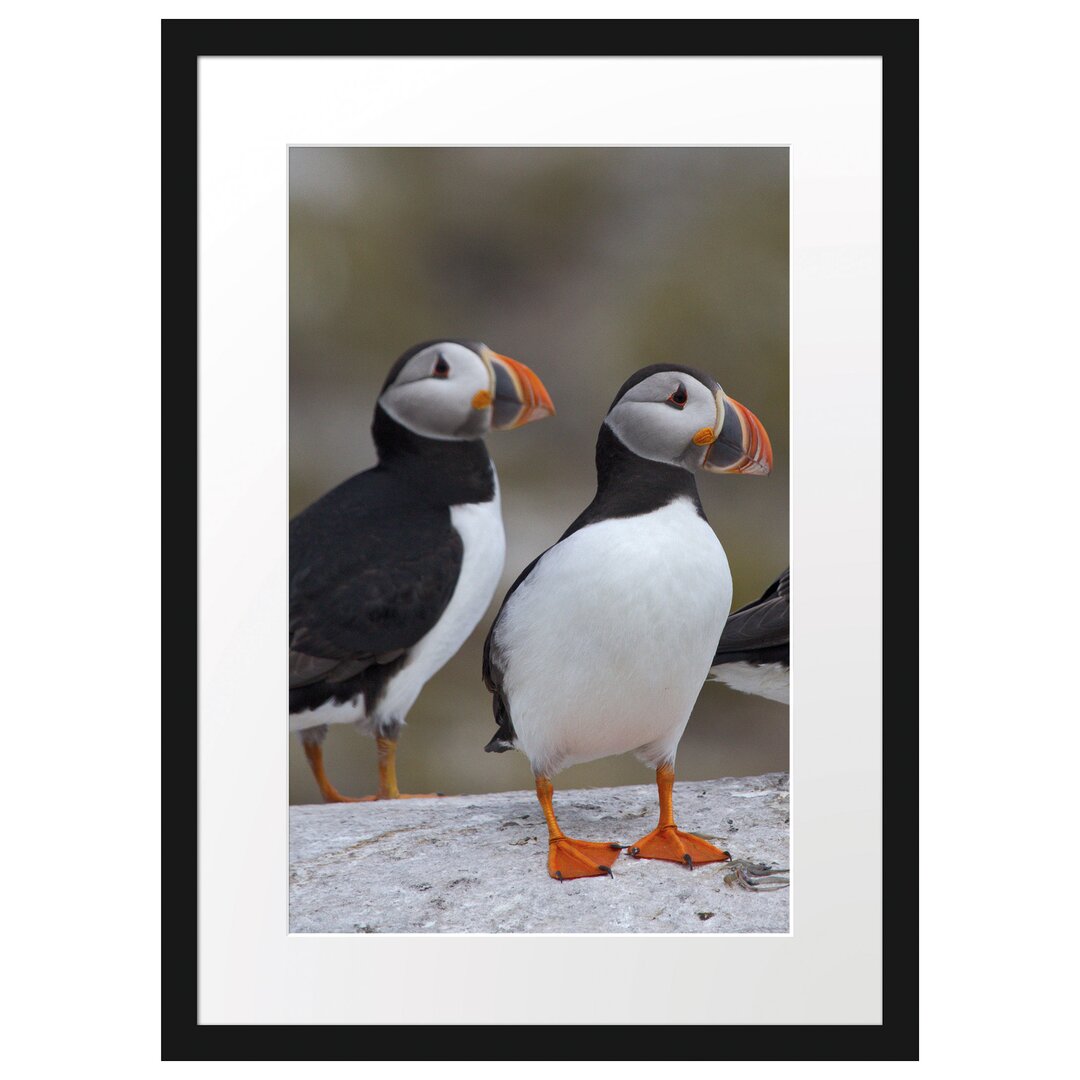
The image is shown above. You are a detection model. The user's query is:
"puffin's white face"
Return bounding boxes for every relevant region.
[605,367,773,475]
[379,341,554,440]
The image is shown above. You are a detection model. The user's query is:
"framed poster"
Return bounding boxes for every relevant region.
[164,18,916,1059]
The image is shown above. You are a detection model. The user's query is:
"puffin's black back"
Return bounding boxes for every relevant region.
[290,404,496,718]
[711,568,790,668]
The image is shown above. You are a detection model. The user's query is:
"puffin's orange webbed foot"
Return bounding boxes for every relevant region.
[626,825,731,868]
[548,837,623,881]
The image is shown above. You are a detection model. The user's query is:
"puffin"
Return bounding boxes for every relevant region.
[709,568,790,703]
[483,364,772,879]
[290,340,554,802]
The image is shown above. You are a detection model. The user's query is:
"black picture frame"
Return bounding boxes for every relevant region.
[163,18,917,1061]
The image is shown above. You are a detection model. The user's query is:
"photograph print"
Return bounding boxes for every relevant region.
[288,146,790,933]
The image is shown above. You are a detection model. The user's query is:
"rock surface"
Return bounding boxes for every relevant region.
[289,773,789,934]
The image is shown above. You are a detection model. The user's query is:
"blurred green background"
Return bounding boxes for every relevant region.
[290,147,789,804]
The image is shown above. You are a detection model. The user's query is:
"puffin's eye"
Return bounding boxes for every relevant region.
[667,383,688,409]
[433,355,451,378]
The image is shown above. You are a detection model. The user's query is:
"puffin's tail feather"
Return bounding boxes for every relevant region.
[484,691,517,753]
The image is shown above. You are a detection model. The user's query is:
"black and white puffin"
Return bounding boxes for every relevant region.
[290,340,554,802]
[709,568,790,703]
[483,364,772,879]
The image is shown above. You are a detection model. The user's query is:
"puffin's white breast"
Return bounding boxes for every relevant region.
[494,496,731,774]
[376,479,506,725]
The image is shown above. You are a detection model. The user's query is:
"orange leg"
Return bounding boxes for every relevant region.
[536,776,621,881]
[626,764,731,868]
[372,736,441,800]
[302,735,441,803]
[302,739,366,803]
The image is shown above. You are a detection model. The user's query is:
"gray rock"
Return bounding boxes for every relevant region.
[289,773,790,934]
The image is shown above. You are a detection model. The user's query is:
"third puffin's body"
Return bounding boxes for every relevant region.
[709,568,790,704]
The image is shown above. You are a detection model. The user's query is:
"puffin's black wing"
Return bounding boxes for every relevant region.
[290,468,463,708]
[711,568,790,667]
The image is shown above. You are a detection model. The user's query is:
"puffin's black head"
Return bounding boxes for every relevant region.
[604,364,772,475]
[377,340,554,440]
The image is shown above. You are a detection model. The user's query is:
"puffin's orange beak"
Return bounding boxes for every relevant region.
[702,391,773,476]
[487,351,555,430]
